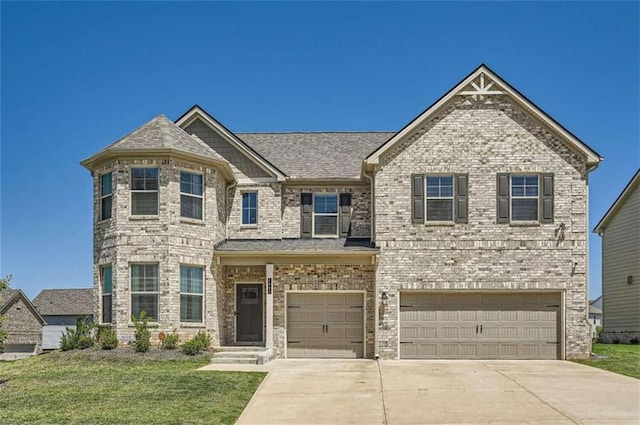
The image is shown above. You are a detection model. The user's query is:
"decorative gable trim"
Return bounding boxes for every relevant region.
[176,105,287,181]
[365,64,602,169]
[593,168,640,234]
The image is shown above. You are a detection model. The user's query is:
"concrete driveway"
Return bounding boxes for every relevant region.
[234,359,639,425]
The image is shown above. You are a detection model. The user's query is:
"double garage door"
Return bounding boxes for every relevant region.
[400,292,560,359]
[287,292,364,358]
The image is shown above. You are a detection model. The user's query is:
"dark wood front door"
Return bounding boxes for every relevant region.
[236,284,263,343]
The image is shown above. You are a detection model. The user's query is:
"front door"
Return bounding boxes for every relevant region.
[236,284,263,343]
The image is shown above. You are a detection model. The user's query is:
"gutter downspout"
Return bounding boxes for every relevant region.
[585,161,601,347]
[225,181,237,241]
[363,169,379,358]
[364,170,375,244]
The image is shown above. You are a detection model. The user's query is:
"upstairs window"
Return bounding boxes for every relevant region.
[180,265,204,323]
[101,265,112,323]
[130,264,158,321]
[100,172,113,220]
[180,172,203,220]
[511,175,538,221]
[313,194,339,236]
[131,168,159,215]
[242,192,257,225]
[426,176,454,221]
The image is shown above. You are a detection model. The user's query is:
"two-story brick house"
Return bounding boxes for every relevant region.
[81,65,601,360]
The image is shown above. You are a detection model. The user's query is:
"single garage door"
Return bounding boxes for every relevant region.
[287,292,364,358]
[400,292,560,359]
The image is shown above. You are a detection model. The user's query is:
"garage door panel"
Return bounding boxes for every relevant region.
[400,292,560,360]
[287,292,364,359]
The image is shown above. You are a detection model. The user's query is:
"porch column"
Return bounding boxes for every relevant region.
[266,263,274,349]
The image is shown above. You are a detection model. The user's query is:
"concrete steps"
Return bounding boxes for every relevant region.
[211,346,273,365]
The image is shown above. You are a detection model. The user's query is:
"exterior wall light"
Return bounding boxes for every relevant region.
[381,291,388,305]
[627,275,633,285]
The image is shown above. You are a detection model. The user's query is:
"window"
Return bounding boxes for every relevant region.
[511,175,538,221]
[242,192,257,225]
[100,173,113,220]
[131,168,159,215]
[180,172,203,220]
[426,176,454,221]
[180,266,203,323]
[131,264,158,321]
[101,265,112,323]
[313,194,338,236]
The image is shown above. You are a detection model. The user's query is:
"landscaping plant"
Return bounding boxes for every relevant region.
[181,331,211,355]
[161,329,180,350]
[97,327,118,350]
[131,311,151,353]
[59,316,95,351]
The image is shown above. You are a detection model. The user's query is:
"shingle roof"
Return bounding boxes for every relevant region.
[215,238,378,253]
[84,115,229,165]
[0,288,18,309]
[32,288,94,316]
[237,132,395,179]
[588,304,602,316]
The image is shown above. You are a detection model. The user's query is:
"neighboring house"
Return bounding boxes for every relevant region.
[0,289,45,357]
[81,64,602,360]
[593,169,640,343]
[588,300,602,339]
[33,288,94,350]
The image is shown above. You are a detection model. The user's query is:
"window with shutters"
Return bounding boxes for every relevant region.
[497,173,553,224]
[130,168,159,216]
[313,194,339,237]
[180,171,203,220]
[511,175,538,221]
[412,174,468,224]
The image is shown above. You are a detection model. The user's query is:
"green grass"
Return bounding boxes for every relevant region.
[573,343,640,379]
[0,351,265,424]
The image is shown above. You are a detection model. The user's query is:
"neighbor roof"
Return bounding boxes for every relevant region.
[33,288,94,316]
[593,168,640,233]
[588,304,603,316]
[238,132,395,180]
[81,115,236,181]
[0,289,45,324]
[215,238,378,254]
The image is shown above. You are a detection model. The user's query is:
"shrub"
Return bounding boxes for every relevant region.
[630,337,639,345]
[161,329,180,350]
[181,331,212,355]
[59,316,95,351]
[98,327,118,350]
[132,311,151,353]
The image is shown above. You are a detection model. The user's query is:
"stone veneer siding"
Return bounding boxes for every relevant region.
[272,264,376,358]
[92,158,226,345]
[1,297,42,351]
[374,95,591,359]
[281,185,372,238]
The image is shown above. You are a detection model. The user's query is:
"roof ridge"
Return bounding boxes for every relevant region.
[236,131,396,135]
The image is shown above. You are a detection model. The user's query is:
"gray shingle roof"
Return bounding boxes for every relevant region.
[0,288,18,309]
[32,288,94,316]
[237,132,395,179]
[89,115,228,163]
[589,305,602,316]
[215,238,378,252]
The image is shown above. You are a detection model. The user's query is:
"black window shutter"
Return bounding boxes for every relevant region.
[540,173,554,223]
[497,173,510,223]
[455,174,468,224]
[339,193,352,237]
[301,192,313,238]
[412,174,424,223]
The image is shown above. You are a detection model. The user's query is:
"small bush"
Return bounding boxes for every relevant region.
[59,316,95,351]
[630,337,639,345]
[132,311,151,353]
[98,327,118,350]
[161,329,180,350]
[181,331,212,355]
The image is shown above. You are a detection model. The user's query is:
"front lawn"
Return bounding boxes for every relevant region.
[0,350,265,424]
[573,343,640,379]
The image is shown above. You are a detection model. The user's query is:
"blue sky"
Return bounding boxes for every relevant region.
[1,2,638,300]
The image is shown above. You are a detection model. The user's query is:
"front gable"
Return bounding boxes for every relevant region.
[176,105,286,182]
[365,65,602,171]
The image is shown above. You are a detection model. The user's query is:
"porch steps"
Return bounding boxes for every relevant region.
[211,346,272,365]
